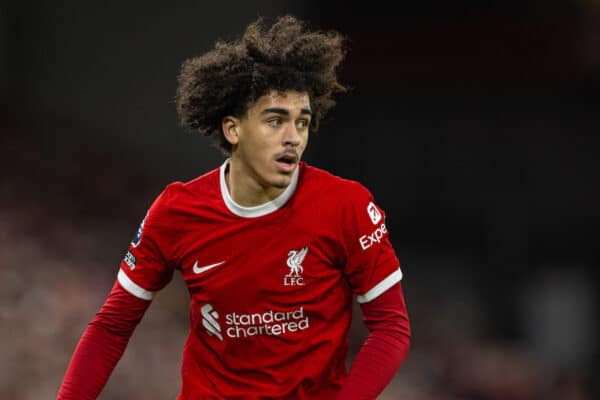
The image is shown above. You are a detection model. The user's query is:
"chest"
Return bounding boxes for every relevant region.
[174,212,345,310]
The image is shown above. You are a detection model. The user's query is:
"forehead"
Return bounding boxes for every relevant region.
[249,90,311,114]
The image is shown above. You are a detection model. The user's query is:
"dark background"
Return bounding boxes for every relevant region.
[1,1,598,398]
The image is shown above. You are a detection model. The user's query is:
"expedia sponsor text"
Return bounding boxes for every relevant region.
[359,223,387,250]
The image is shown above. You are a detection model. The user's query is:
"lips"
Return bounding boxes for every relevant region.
[275,151,298,172]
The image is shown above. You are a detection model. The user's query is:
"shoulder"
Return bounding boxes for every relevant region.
[300,163,373,202]
[159,166,221,204]
[144,166,221,222]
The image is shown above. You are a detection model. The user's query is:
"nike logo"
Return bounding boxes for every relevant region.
[193,261,225,274]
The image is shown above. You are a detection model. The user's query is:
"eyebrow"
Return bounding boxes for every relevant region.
[261,107,313,116]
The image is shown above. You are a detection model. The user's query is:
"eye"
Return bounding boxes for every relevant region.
[267,117,282,127]
[296,119,310,129]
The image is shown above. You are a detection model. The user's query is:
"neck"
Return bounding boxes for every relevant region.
[226,159,285,207]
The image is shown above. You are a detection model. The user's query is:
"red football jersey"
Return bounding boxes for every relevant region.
[118,160,403,399]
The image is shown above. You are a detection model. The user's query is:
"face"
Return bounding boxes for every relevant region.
[224,90,311,198]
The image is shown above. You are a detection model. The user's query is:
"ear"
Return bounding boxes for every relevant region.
[222,116,240,146]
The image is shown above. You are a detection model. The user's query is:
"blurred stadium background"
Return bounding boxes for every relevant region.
[1,1,599,399]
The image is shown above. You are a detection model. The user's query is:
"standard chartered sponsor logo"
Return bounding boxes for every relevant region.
[225,307,309,338]
[200,304,310,340]
[201,304,223,341]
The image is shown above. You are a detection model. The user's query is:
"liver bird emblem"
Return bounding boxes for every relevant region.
[286,246,308,277]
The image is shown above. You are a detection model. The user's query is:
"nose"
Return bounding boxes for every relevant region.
[283,124,302,147]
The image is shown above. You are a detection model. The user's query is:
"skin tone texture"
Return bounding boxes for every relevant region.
[222,90,312,207]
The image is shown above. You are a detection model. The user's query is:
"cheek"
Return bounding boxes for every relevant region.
[242,131,268,152]
[300,133,309,151]
[246,137,273,164]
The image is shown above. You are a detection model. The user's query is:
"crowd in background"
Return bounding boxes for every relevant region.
[1,120,596,399]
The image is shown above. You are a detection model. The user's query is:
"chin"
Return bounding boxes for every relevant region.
[272,179,290,189]
[267,169,293,189]
[268,173,291,189]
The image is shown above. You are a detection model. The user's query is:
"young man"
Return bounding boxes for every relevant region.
[58,15,410,399]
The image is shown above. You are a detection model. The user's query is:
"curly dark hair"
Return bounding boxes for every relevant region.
[176,15,347,154]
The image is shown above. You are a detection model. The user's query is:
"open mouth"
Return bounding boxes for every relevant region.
[275,152,298,172]
[276,154,297,165]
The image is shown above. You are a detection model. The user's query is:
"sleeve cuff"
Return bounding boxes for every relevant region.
[356,267,403,304]
[117,269,155,301]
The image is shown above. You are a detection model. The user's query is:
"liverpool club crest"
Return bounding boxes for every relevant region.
[284,246,308,286]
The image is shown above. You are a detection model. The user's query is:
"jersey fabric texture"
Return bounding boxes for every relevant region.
[118,160,403,399]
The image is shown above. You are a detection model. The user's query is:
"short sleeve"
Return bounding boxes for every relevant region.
[118,184,178,300]
[341,182,402,303]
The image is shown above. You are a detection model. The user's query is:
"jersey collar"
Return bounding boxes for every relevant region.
[219,159,299,218]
